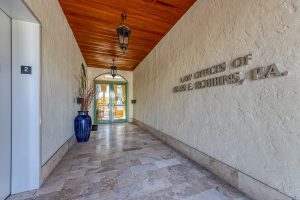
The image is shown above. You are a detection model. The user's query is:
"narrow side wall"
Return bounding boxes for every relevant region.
[133,0,300,198]
[24,0,84,165]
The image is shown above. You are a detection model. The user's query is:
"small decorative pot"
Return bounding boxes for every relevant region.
[74,111,92,143]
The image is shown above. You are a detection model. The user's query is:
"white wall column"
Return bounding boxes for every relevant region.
[11,19,41,194]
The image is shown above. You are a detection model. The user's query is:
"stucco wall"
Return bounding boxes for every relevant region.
[88,67,134,123]
[133,0,300,199]
[24,0,84,165]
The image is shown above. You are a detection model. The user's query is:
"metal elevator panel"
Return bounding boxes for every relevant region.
[0,8,11,200]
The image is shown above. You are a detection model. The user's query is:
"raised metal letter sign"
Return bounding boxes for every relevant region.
[173,54,288,93]
[252,64,288,80]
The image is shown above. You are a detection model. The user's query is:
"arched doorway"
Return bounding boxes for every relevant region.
[93,73,128,124]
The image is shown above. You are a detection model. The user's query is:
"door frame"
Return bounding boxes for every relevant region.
[0,8,12,200]
[94,80,129,124]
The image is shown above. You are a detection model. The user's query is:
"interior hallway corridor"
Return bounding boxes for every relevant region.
[9,123,251,200]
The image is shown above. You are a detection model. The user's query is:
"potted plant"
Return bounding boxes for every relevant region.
[74,64,95,143]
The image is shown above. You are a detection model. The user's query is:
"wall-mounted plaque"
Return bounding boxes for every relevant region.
[21,65,32,74]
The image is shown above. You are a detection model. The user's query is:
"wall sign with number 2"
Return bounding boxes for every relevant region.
[21,65,32,74]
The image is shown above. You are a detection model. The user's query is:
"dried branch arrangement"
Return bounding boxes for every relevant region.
[76,64,95,111]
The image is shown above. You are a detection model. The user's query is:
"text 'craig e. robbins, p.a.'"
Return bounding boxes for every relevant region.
[173,54,288,93]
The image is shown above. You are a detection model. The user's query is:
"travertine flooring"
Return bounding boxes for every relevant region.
[10,123,251,200]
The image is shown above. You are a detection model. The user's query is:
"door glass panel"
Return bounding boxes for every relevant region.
[95,83,111,121]
[113,84,127,121]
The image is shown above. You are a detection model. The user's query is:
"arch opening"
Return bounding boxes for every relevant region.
[93,72,128,83]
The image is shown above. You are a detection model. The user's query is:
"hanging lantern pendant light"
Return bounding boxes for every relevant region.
[110,58,118,79]
[116,13,131,53]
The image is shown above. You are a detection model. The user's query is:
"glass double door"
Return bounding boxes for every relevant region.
[94,81,128,123]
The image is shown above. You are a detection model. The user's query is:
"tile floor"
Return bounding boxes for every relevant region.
[9,123,251,200]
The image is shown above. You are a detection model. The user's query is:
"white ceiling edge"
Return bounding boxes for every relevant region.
[0,0,39,23]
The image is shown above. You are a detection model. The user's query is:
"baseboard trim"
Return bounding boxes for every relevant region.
[133,118,295,200]
[40,135,76,184]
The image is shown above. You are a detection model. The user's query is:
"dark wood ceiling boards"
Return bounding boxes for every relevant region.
[59,0,196,71]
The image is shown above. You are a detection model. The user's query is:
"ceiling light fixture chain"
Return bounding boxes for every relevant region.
[121,12,127,23]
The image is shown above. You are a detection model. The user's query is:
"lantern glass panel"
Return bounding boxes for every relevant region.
[123,36,128,44]
[118,32,124,44]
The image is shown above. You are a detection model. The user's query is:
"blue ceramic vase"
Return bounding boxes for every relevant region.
[74,111,92,143]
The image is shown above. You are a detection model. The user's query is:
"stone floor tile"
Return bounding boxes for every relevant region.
[7,190,37,200]
[139,154,162,164]
[154,158,181,168]
[185,188,231,200]
[74,191,117,200]
[117,178,173,199]
[34,176,65,196]
[130,163,158,176]
[235,197,252,200]
[9,123,250,200]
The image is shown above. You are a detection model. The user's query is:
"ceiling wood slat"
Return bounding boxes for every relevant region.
[59,0,196,70]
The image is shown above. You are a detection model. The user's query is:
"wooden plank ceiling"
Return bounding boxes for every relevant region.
[59,0,196,71]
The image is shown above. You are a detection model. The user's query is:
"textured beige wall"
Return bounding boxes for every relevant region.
[88,67,134,122]
[134,0,300,198]
[24,0,84,165]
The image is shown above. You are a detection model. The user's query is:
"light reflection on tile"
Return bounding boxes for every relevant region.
[8,123,251,200]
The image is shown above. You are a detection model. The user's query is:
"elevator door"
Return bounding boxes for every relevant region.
[0,9,11,200]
